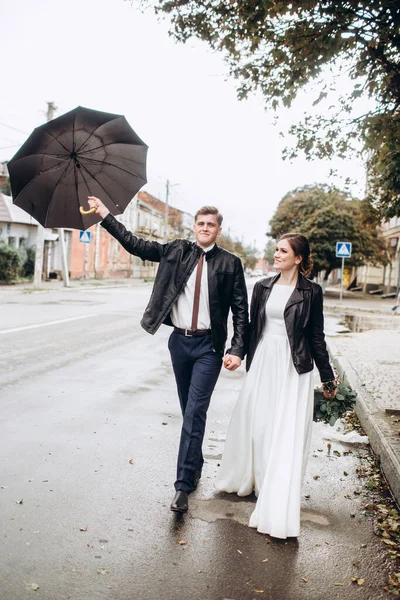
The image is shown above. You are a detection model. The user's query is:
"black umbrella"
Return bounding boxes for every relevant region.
[8,106,148,230]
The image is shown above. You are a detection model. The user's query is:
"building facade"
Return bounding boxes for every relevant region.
[0,189,194,282]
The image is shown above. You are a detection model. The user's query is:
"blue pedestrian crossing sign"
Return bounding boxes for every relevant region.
[336,242,351,258]
[79,230,91,244]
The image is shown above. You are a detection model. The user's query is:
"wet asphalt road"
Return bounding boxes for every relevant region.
[0,283,395,600]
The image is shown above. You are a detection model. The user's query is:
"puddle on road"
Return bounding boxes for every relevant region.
[191,497,254,526]
[191,497,330,528]
[326,312,400,334]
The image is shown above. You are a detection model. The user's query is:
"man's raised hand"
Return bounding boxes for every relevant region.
[88,196,110,220]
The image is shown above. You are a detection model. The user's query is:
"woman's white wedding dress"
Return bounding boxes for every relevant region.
[216,284,314,538]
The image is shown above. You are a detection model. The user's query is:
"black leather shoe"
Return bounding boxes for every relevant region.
[170,491,188,512]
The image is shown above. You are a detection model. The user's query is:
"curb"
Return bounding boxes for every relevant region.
[327,336,400,505]
[0,280,152,294]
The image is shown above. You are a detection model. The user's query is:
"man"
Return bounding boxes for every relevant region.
[87,196,249,512]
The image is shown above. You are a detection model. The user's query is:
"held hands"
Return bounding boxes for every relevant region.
[223,354,242,371]
[87,196,110,220]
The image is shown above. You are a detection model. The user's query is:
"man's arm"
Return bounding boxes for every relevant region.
[88,196,165,263]
[224,258,249,370]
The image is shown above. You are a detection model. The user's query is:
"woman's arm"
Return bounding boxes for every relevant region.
[309,285,337,397]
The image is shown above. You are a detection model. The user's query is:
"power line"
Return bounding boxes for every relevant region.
[0,135,20,144]
[0,121,29,135]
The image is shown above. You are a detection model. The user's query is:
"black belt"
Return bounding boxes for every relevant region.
[173,327,211,337]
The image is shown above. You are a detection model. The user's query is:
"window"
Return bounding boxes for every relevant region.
[8,237,16,247]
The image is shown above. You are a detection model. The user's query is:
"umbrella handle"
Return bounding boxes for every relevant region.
[79,205,96,215]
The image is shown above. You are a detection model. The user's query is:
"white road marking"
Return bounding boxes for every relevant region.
[0,314,98,335]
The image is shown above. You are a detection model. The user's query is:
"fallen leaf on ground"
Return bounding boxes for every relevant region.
[97,568,109,575]
[16,499,23,504]
[262,558,269,563]
[382,539,397,546]
[351,577,365,585]
[302,577,309,583]
[343,471,349,476]
[162,422,168,425]
[80,526,88,532]
[27,583,40,591]
[129,459,134,465]
[313,475,320,480]
[178,540,187,545]
[237,549,242,554]
[253,590,264,594]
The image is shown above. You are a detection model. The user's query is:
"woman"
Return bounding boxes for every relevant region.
[216,233,337,539]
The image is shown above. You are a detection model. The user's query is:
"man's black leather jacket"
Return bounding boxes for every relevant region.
[101,214,249,357]
[246,272,334,381]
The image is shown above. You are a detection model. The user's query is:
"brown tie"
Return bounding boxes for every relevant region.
[191,252,205,332]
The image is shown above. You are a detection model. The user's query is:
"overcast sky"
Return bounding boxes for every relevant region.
[0,0,367,250]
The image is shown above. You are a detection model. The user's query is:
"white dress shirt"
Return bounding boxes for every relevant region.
[170,245,214,330]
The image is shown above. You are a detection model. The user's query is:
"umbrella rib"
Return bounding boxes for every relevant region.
[12,158,68,201]
[78,161,123,212]
[81,141,145,155]
[75,117,119,154]
[43,161,72,226]
[43,129,72,155]
[81,156,146,181]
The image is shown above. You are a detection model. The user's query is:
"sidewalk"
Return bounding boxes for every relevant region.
[326,319,400,505]
[324,287,397,314]
[0,276,150,294]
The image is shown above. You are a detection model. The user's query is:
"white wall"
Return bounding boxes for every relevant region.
[0,221,37,247]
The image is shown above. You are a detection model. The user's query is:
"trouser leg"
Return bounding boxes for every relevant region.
[170,334,222,493]
[168,332,193,416]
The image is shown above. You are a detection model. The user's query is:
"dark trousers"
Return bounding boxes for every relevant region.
[168,331,222,493]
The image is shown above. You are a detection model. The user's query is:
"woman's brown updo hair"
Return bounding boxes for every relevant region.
[278,233,313,278]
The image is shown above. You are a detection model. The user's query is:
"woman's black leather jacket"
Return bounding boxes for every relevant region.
[246,272,334,382]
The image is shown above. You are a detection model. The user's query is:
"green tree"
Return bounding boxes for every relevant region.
[137,0,400,218]
[269,185,388,279]
[218,233,258,269]
[1,177,11,196]
[21,246,35,277]
[264,239,276,265]
[0,241,23,282]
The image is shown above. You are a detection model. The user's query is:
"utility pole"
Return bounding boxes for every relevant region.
[33,102,69,287]
[163,179,180,242]
[49,101,69,287]
[164,179,170,242]
[33,216,45,287]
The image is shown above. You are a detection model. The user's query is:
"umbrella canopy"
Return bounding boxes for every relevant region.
[8,106,148,230]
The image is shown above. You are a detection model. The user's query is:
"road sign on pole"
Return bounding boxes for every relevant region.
[336,242,352,258]
[336,242,352,304]
[79,231,91,244]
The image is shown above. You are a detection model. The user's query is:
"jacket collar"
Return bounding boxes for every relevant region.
[260,271,311,290]
[195,243,219,261]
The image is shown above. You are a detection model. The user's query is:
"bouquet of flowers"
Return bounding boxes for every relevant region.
[313,381,357,426]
